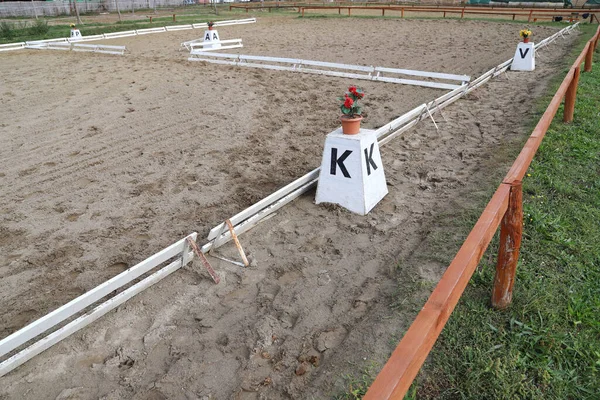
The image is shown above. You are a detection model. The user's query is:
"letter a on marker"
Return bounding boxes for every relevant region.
[330,148,352,178]
[205,33,210,41]
[519,48,530,59]
[213,33,218,40]
[364,143,378,176]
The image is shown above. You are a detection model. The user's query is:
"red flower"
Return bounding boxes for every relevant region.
[344,97,354,108]
[349,86,357,95]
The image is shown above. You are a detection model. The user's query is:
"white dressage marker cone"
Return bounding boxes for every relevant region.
[70,28,82,40]
[511,41,535,71]
[315,128,388,215]
[203,28,221,50]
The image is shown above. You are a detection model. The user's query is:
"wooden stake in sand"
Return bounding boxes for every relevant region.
[226,219,250,267]
[187,237,220,284]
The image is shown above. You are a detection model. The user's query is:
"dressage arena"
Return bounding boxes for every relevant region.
[0,16,577,399]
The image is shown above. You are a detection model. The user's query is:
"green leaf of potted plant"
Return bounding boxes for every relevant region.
[339,86,364,135]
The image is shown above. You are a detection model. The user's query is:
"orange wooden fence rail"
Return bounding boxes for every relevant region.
[230,2,599,12]
[229,2,599,22]
[364,24,600,400]
[228,1,401,11]
[298,5,599,21]
[298,5,596,13]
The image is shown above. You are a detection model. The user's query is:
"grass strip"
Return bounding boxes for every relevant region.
[413,35,600,400]
[0,8,241,44]
[331,23,598,400]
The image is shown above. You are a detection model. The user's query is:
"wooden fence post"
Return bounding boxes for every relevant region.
[527,10,533,22]
[563,66,581,123]
[585,41,594,72]
[491,181,523,310]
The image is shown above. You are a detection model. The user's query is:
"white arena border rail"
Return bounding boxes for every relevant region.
[188,52,471,91]
[0,233,197,377]
[201,22,579,254]
[0,18,256,53]
[25,42,126,55]
[185,38,244,52]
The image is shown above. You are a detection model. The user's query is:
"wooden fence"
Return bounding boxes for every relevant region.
[295,5,599,22]
[363,24,600,400]
[231,0,596,11]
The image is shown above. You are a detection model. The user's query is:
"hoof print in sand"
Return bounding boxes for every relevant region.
[315,327,347,353]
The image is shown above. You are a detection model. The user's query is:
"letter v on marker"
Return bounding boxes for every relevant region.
[519,48,530,59]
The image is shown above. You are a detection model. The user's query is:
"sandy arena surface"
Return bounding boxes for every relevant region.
[0,17,576,399]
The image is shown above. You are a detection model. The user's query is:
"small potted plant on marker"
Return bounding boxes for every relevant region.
[520,29,532,43]
[339,86,365,135]
[208,21,215,31]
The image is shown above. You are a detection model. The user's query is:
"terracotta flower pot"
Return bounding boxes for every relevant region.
[340,115,363,135]
[523,37,530,43]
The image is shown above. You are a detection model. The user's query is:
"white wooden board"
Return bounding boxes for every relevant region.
[189,53,464,90]
[0,250,195,377]
[0,233,197,359]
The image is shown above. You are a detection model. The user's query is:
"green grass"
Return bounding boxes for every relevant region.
[334,361,382,400]
[411,36,600,400]
[2,7,594,44]
[327,22,599,400]
[0,7,242,44]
